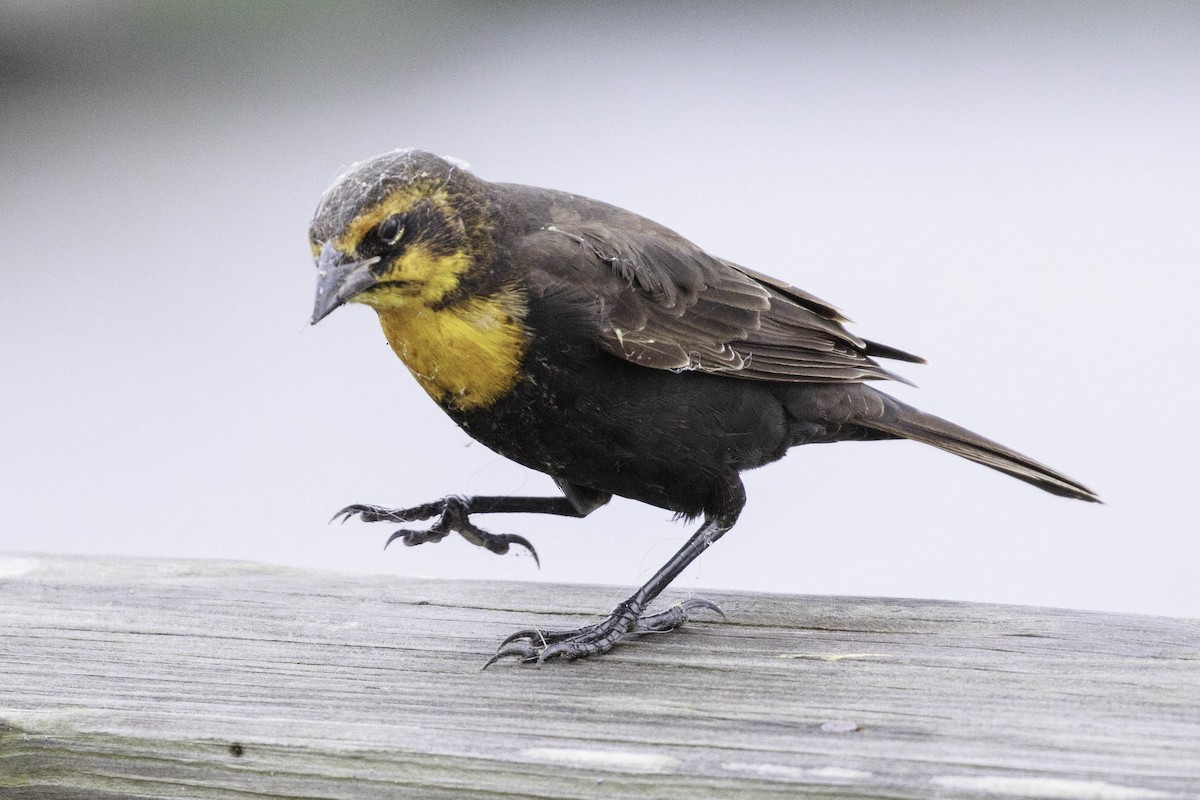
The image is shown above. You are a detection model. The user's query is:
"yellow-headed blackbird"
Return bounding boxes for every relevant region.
[309,149,1098,665]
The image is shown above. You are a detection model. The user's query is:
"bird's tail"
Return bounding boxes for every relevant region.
[860,390,1100,503]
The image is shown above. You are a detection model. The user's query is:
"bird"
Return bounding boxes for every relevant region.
[308,149,1099,665]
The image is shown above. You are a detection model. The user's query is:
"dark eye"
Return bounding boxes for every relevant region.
[376,215,405,246]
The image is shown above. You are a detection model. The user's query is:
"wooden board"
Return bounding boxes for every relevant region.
[1,553,1197,798]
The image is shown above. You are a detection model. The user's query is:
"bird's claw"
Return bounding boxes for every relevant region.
[331,500,445,525]
[483,597,723,668]
[334,496,539,565]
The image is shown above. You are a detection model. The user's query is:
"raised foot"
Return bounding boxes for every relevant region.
[332,496,539,566]
[484,597,724,667]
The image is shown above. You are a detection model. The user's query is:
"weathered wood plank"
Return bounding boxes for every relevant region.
[0,553,1197,799]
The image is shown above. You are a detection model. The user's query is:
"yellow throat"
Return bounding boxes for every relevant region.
[376,289,528,412]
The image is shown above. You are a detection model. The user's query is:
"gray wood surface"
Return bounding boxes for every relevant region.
[0,553,1197,799]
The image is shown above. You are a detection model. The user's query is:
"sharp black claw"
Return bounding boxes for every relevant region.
[329,505,360,525]
[331,503,393,525]
[680,597,726,622]
[498,627,544,648]
[482,642,541,669]
[501,534,540,568]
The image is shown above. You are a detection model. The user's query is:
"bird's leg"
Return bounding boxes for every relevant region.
[333,495,591,566]
[485,512,735,666]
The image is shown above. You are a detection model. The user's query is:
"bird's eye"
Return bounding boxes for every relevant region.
[376,215,405,246]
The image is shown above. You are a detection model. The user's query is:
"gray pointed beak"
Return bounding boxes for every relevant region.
[311,242,381,324]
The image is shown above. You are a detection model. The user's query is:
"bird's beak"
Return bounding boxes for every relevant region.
[311,242,381,324]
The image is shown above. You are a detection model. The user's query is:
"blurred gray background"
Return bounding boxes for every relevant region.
[2,2,1196,617]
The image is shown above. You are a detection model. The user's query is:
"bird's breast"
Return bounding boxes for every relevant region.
[375,289,528,412]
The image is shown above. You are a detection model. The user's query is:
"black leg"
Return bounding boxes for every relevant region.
[332,492,606,566]
[485,511,736,666]
[333,494,589,523]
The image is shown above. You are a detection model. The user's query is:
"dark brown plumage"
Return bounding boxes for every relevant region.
[308,149,1099,665]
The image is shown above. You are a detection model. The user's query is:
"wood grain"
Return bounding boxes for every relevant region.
[1,554,1197,799]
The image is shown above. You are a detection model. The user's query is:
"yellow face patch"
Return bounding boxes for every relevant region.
[375,287,528,411]
[328,184,473,307]
[384,244,471,306]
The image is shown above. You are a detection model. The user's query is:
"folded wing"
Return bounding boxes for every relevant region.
[525,220,923,385]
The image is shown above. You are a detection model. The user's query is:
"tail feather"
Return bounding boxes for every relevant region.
[867,394,1100,503]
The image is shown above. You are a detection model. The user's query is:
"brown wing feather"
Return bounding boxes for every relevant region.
[520,210,920,384]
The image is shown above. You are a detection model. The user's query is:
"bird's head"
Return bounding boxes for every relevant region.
[308,149,494,324]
